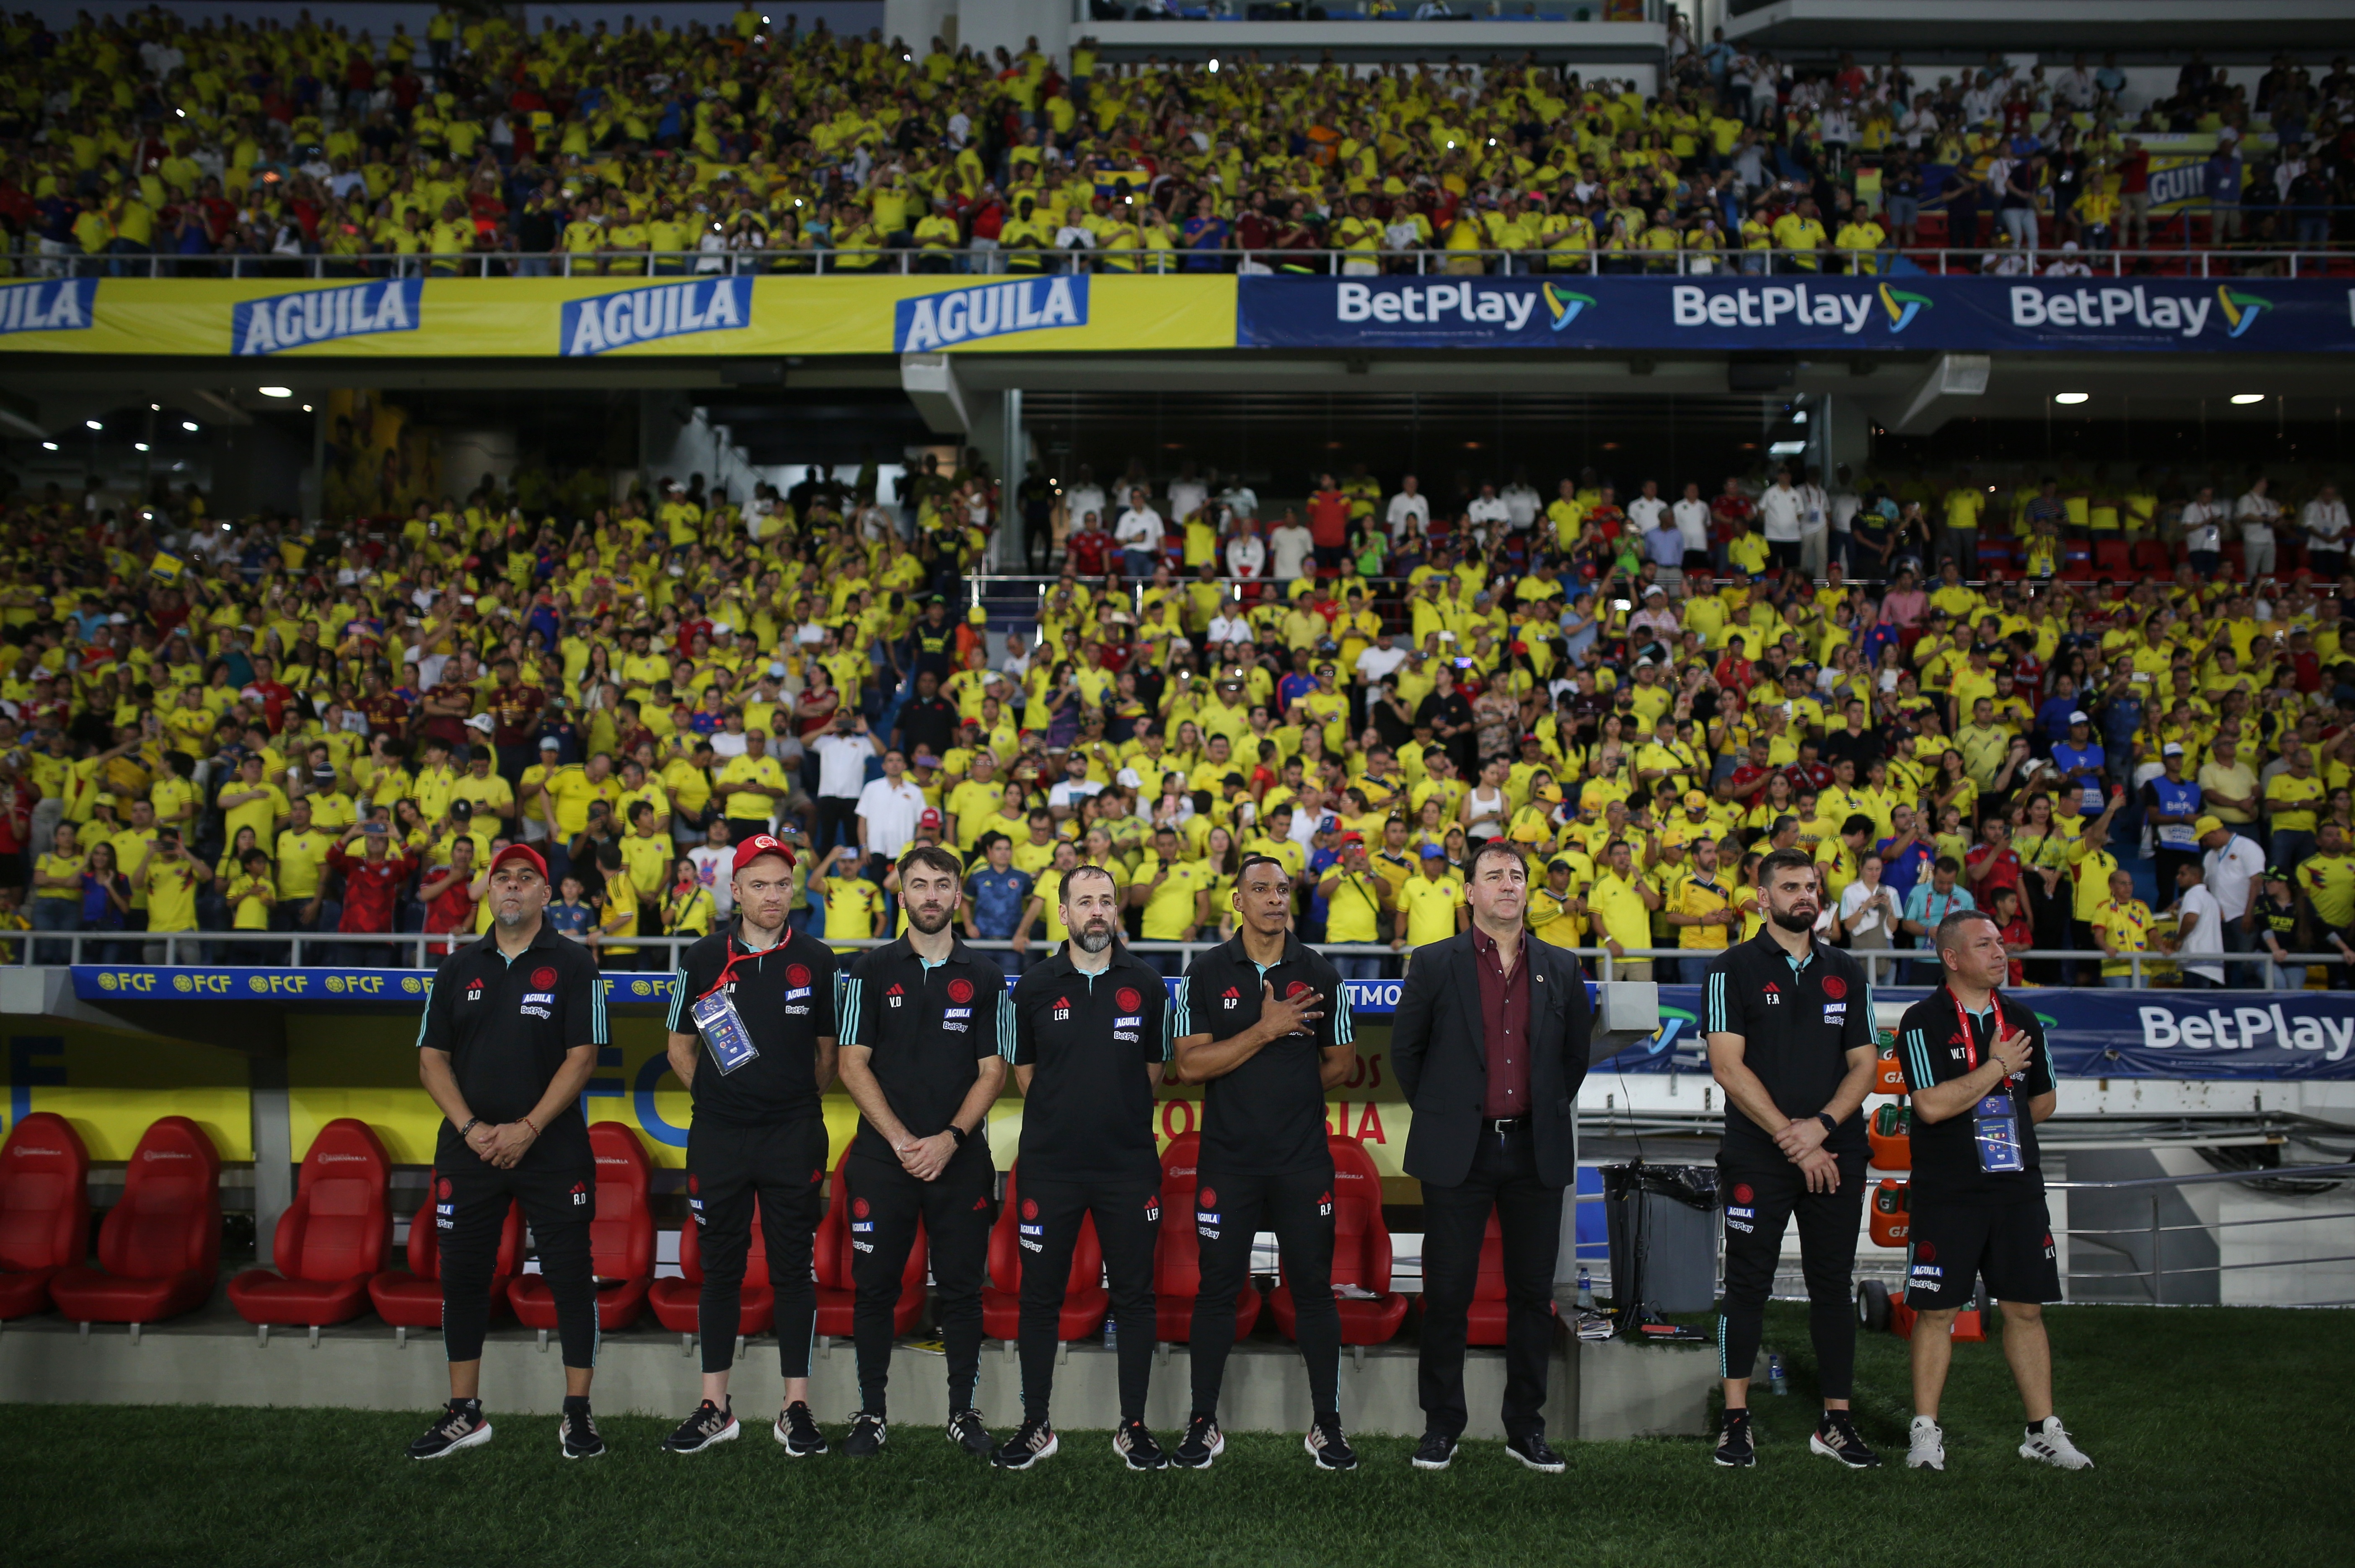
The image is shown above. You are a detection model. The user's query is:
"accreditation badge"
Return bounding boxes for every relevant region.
[691,987,760,1075]
[1971,1093,2025,1175]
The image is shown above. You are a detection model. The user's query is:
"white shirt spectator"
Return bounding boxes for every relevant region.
[1829,485,1861,536]
[1065,481,1106,530]
[1206,610,1253,645]
[2175,882,2226,984]
[1226,531,1268,579]
[1048,777,1103,814]
[1672,496,1711,552]
[855,775,927,860]
[1166,476,1208,525]
[1838,878,1900,942]
[1219,482,1260,519]
[1386,489,1431,538]
[2181,497,2229,554]
[1625,493,1669,536]
[2235,489,2280,544]
[1795,482,1828,533]
[1355,642,1408,683]
[2301,494,2350,549]
[1268,518,1315,580]
[688,841,736,917]
[1501,480,1541,530]
[1114,505,1165,551]
[2202,831,2267,921]
[1758,483,1804,542]
[709,729,749,760]
[811,730,876,800]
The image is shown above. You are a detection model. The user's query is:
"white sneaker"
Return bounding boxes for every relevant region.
[1906,1415,1946,1472]
[2019,1417,2094,1470]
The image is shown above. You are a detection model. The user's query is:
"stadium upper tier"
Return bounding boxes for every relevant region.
[3,8,2347,280]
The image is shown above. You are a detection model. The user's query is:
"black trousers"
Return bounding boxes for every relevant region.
[1716,1148,1867,1401]
[438,1129,596,1369]
[688,1116,826,1377]
[1189,1165,1339,1420]
[1418,1123,1563,1441]
[1018,1175,1160,1425]
[812,795,860,855]
[844,1147,996,1417]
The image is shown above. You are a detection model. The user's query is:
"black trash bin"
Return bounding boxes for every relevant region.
[1602,1163,1720,1316]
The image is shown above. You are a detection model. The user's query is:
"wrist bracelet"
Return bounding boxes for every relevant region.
[518,1115,538,1138]
[947,1123,968,1146]
[459,1117,481,1138]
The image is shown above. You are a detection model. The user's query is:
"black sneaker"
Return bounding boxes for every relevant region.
[1113,1419,1167,1471]
[1809,1410,1882,1469]
[1713,1409,1756,1468]
[1306,1415,1359,1471]
[1505,1431,1565,1474]
[1173,1413,1225,1470]
[559,1407,606,1460]
[1410,1429,1459,1471]
[842,1410,887,1458]
[948,1408,994,1456]
[773,1401,827,1457]
[994,1417,1058,1470]
[663,1399,739,1455]
[406,1400,491,1461]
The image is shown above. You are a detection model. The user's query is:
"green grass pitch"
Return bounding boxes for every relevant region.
[2,1304,2348,1567]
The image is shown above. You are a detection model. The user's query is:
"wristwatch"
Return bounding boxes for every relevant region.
[946,1123,968,1146]
[1815,1113,1839,1136]
[459,1118,483,1138]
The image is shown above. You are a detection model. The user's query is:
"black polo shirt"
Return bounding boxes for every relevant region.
[1700,931,1873,1160]
[1896,986,2056,1204]
[665,924,840,1130]
[415,924,606,1154]
[1009,944,1170,1186]
[840,935,1010,1168]
[1172,934,1355,1178]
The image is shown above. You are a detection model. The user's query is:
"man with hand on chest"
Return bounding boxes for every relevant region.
[998,865,1173,1471]
[835,845,1013,1460]
[660,833,840,1458]
[1167,854,1360,1470]
[1894,909,2089,1474]
[1704,846,1880,1470]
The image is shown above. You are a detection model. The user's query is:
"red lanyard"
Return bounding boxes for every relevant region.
[698,931,777,1003]
[1951,989,2007,1074]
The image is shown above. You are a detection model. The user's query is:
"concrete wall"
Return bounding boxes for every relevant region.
[958,0,1071,63]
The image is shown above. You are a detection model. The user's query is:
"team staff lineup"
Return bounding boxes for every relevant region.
[406,839,2094,1475]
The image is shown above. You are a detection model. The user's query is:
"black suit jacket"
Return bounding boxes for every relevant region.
[1391,931,1592,1190]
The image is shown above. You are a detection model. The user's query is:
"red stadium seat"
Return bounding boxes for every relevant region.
[367,1171,523,1331]
[982,1163,1107,1341]
[0,1112,91,1320]
[227,1118,392,1328]
[507,1122,654,1333]
[1462,1208,1561,1345]
[2093,541,2131,574]
[1152,1132,1260,1343]
[2131,540,2176,575]
[1268,1136,1407,1345]
[2220,542,2245,578]
[814,1152,926,1339]
[651,1196,778,1338]
[49,1115,221,1326]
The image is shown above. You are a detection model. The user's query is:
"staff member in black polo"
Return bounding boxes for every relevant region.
[836,844,1012,1460]
[658,833,838,1458]
[1392,840,1591,1475]
[406,843,608,1462]
[1894,908,2091,1473]
[998,864,1172,1471]
[1167,854,1359,1471]
[1703,846,1879,1470]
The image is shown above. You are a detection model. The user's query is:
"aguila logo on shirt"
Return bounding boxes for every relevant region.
[1021,1198,1039,1221]
[947,977,976,1005]
[852,1198,870,1219]
[1115,986,1142,1013]
[787,964,812,988]
[1821,974,1847,1000]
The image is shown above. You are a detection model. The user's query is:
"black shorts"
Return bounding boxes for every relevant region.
[1904,1196,2060,1309]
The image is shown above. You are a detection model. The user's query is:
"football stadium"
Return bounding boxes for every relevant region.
[2,0,2354,1562]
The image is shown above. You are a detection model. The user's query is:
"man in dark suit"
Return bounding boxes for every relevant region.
[1392,839,1593,1474]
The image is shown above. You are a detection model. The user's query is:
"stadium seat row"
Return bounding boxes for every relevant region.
[0,1113,1544,1348]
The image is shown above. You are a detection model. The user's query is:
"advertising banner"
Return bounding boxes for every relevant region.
[0,275,1236,357]
[1234,274,2355,353]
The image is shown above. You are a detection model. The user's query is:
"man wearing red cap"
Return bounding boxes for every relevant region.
[658,833,842,1458]
[406,842,610,1462]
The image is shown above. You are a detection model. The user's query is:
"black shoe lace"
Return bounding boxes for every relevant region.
[787,1403,820,1442]
[1016,1418,1051,1451]
[436,1405,474,1441]
[1185,1414,1216,1447]
[1316,1417,1348,1449]
[1823,1412,1862,1448]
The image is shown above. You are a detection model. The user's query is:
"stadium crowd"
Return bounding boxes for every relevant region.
[0,444,2351,994]
[4,6,2353,279]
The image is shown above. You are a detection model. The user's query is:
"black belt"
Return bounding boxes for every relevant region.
[1483,1116,1527,1135]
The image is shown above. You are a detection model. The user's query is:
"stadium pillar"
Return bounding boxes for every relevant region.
[1001,387,1026,569]
[248,1051,292,1269]
[1813,393,1872,479]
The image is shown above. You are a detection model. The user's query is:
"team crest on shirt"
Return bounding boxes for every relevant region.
[1116,986,1143,1012]
[531,965,558,990]
[947,977,976,1004]
[787,964,812,988]
[1821,974,1847,1000]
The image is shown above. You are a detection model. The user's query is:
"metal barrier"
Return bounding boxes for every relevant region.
[53,244,2355,282]
[2050,1162,2355,1307]
[20,931,2344,990]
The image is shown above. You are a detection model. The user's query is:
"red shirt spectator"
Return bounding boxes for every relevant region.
[1308,486,1349,551]
[1066,520,1112,577]
[328,838,414,934]
[1965,840,2023,900]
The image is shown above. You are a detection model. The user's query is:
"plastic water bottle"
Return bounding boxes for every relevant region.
[1104,1317,1117,1352]
[1576,1268,1595,1309]
[1768,1353,1788,1395]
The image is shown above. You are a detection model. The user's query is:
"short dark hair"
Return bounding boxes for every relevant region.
[1468,839,1526,881]
[1758,846,1818,887]
[1934,907,2000,955]
[898,845,963,882]
[1931,855,1961,874]
[1842,813,1877,838]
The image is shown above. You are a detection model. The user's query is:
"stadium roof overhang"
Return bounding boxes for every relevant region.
[1077,19,1667,66]
[1724,0,2355,55]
